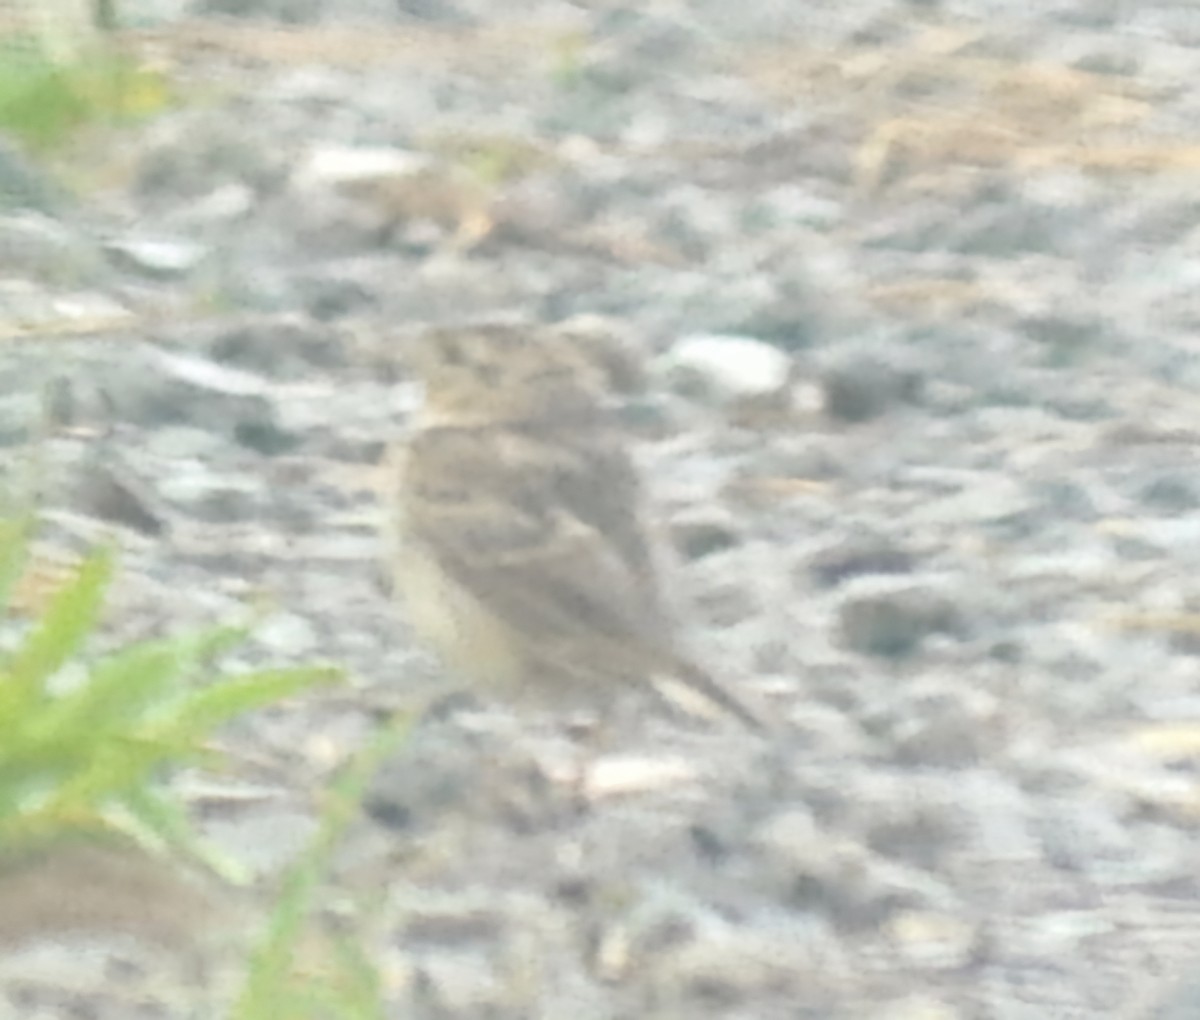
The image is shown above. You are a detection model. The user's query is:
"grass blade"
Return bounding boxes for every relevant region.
[233,716,410,1019]
[151,667,340,747]
[0,518,32,612]
[2,546,113,716]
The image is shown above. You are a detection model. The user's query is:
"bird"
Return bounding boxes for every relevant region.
[384,318,764,734]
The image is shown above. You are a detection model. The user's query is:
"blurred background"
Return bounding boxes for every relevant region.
[2,1,1200,1017]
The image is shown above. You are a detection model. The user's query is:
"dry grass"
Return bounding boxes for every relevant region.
[5,544,82,618]
[5,10,1190,192]
[734,22,1185,195]
[123,17,576,78]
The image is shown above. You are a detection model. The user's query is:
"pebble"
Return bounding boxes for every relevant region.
[102,346,295,454]
[662,333,794,416]
[104,237,208,279]
[818,343,924,423]
[838,578,962,658]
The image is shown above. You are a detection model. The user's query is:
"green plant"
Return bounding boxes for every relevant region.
[0,30,171,152]
[234,718,410,1020]
[0,517,400,1016]
[0,518,336,870]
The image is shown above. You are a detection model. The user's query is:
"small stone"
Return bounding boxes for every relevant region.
[918,472,1034,528]
[651,924,836,1011]
[669,508,741,560]
[397,892,508,946]
[292,146,429,195]
[841,780,962,869]
[750,809,933,928]
[290,145,488,247]
[254,612,318,659]
[364,718,566,835]
[203,315,346,379]
[410,951,510,1016]
[663,334,794,417]
[809,535,916,588]
[39,375,106,434]
[1024,310,1109,368]
[155,461,257,523]
[1140,474,1198,513]
[74,454,168,537]
[104,347,295,454]
[104,237,207,279]
[585,754,697,800]
[1034,791,1145,875]
[838,578,961,657]
[296,271,377,321]
[364,716,483,833]
[819,345,923,423]
[1168,607,1200,657]
[886,910,978,969]
[864,681,1002,766]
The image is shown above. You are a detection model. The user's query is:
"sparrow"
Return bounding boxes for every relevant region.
[386,319,763,732]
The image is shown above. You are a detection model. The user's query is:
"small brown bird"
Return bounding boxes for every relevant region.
[386,319,763,732]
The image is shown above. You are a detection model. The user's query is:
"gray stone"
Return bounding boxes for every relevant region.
[819,344,924,423]
[838,578,962,658]
[102,346,295,454]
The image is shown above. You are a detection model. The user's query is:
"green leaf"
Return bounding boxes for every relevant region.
[0,517,33,612]
[0,511,373,1014]
[31,733,189,826]
[323,927,388,1019]
[76,622,250,726]
[151,666,340,748]
[0,34,176,152]
[0,51,89,151]
[9,640,191,767]
[119,785,249,885]
[0,546,113,719]
[233,716,409,1019]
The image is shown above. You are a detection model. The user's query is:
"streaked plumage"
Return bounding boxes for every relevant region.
[388,320,762,731]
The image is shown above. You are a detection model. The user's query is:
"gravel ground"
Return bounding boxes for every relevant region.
[3,1,1200,1016]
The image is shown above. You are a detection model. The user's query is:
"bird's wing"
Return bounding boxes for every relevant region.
[402,427,671,678]
[504,427,666,614]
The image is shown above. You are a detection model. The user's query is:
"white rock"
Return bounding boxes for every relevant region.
[105,237,207,278]
[663,333,793,407]
[291,145,430,195]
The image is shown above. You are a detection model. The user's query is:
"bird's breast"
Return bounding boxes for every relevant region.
[394,539,528,695]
